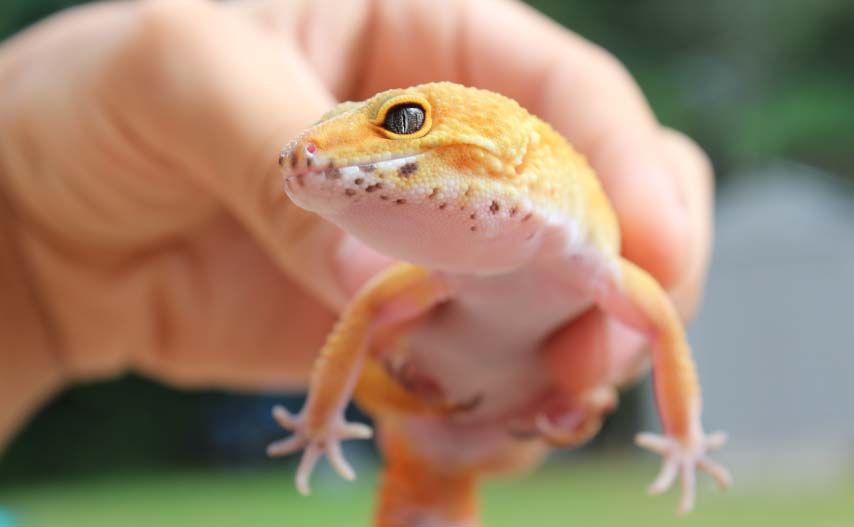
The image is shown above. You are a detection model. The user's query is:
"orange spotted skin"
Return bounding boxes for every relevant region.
[269,83,730,526]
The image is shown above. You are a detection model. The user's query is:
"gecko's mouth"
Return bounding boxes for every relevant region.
[280,146,427,217]
[279,142,423,180]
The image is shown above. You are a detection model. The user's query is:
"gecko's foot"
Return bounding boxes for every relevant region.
[510,386,616,446]
[635,430,732,514]
[383,355,446,401]
[266,405,373,496]
[383,356,482,414]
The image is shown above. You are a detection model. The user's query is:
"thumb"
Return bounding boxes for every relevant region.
[117,0,389,309]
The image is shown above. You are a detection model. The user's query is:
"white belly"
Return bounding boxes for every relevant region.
[405,259,596,422]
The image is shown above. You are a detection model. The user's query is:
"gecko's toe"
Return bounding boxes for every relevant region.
[295,444,323,496]
[272,405,298,430]
[327,441,356,481]
[698,456,732,490]
[267,435,307,457]
[340,422,373,440]
[648,455,679,495]
[635,432,670,455]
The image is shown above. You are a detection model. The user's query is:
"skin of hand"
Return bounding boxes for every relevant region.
[0,0,713,447]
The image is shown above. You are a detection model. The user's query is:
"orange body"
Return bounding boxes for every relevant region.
[268,83,730,526]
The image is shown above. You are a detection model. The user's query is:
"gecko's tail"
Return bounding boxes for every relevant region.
[375,424,480,527]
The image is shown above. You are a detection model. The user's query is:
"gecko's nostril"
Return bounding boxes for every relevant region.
[305,142,318,157]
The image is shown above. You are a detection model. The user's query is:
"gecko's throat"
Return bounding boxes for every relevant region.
[278,140,551,273]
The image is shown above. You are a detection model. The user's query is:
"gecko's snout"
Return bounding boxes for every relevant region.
[278,140,323,174]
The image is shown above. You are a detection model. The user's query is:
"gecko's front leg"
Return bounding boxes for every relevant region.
[595,258,732,514]
[267,263,451,495]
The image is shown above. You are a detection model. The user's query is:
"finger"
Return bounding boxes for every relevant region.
[648,456,679,495]
[226,0,373,100]
[658,128,715,320]
[698,456,733,490]
[272,405,298,430]
[347,0,695,288]
[295,443,322,496]
[103,0,385,310]
[131,215,335,390]
[327,441,356,481]
[267,435,306,457]
[543,308,649,393]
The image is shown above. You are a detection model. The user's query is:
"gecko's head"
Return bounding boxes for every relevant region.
[280,82,563,273]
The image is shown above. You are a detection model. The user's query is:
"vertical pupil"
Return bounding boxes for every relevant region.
[384,104,424,134]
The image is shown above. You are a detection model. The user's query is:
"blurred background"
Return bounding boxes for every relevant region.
[1,0,852,526]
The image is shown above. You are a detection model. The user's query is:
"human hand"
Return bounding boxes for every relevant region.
[0,0,712,443]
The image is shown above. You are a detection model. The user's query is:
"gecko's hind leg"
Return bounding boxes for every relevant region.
[509,386,616,447]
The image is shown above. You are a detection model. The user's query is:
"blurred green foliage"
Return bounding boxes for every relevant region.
[527,0,854,177]
[1,0,852,487]
[5,462,854,526]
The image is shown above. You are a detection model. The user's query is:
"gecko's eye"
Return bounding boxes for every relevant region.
[381,104,426,135]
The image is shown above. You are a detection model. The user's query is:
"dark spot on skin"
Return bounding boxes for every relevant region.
[290,152,298,169]
[296,174,305,187]
[525,232,535,240]
[278,151,287,167]
[344,189,356,196]
[380,195,389,200]
[399,162,418,178]
[365,183,382,193]
[354,178,364,185]
[522,212,533,222]
[490,201,500,214]
[428,187,439,199]
[439,203,448,210]
[360,164,376,172]
[285,178,293,190]
[469,212,477,220]
[470,226,477,232]
[510,207,518,217]
[395,198,406,204]
[306,157,313,168]
[465,186,473,197]
[327,161,335,169]
[326,168,342,180]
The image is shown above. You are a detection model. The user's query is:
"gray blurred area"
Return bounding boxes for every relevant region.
[643,164,854,488]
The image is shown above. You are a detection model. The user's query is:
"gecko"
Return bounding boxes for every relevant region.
[268,82,730,527]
